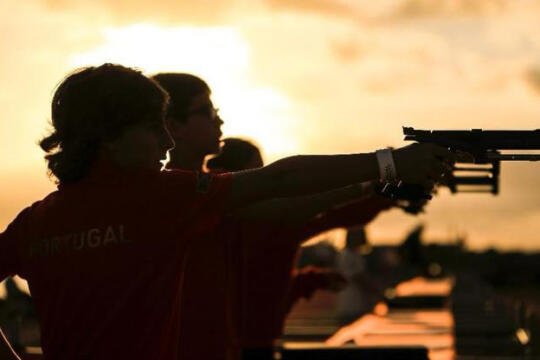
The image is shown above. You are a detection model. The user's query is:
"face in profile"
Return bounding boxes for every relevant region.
[175,92,223,155]
[106,119,174,171]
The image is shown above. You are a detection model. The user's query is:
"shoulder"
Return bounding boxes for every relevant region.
[3,192,58,232]
[2,207,31,234]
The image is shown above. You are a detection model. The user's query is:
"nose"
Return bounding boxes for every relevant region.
[217,117,224,138]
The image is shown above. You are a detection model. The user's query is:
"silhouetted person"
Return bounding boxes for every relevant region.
[207,138,391,359]
[0,278,36,353]
[151,72,451,360]
[400,224,429,278]
[151,73,235,359]
[336,228,380,323]
[151,75,368,359]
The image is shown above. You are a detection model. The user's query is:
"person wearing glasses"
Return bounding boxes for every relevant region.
[152,73,451,360]
[151,73,223,173]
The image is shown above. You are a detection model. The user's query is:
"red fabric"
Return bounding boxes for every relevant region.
[235,222,300,349]
[238,197,391,349]
[0,164,232,360]
[175,216,242,360]
[301,197,393,239]
[22,354,43,360]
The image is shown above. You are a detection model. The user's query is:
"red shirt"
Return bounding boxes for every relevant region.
[0,164,231,360]
[238,197,391,348]
[175,216,242,360]
[235,221,300,349]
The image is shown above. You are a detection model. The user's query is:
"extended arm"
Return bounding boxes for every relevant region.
[228,153,377,210]
[225,144,452,211]
[301,195,394,238]
[232,182,371,224]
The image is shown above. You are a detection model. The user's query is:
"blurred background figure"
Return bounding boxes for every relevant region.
[336,227,378,323]
[0,278,38,354]
[399,224,429,278]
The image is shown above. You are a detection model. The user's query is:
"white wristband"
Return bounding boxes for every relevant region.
[375,148,397,182]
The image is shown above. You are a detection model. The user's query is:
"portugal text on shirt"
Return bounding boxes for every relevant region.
[29,224,128,257]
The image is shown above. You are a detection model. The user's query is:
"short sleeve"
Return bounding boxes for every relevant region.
[194,172,233,212]
[157,170,232,233]
[161,170,233,216]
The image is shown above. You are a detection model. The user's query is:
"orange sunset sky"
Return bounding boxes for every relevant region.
[1,0,540,251]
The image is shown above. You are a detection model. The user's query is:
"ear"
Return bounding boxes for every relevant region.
[166,118,188,140]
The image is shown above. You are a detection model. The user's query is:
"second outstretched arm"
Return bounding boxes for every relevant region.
[226,144,453,211]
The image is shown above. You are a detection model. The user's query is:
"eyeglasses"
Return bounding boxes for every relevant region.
[187,104,220,120]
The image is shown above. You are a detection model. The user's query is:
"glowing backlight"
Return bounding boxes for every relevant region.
[70,24,300,161]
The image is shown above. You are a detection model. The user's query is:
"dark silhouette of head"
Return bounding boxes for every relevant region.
[151,73,223,158]
[206,138,263,172]
[40,64,170,184]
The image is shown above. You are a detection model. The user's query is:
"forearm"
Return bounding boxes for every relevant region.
[300,196,392,238]
[227,143,454,211]
[228,153,379,210]
[0,328,20,360]
[233,182,370,224]
[286,183,370,223]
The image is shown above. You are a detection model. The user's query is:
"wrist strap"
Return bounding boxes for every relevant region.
[375,148,397,182]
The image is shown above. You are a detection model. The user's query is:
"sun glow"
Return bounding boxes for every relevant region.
[70,24,300,162]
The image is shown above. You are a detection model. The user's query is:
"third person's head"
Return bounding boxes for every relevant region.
[207,138,263,172]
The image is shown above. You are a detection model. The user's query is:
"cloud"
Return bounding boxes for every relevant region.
[0,0,105,171]
[329,38,366,63]
[36,0,540,28]
[392,0,507,19]
[264,0,354,19]
[39,0,244,25]
[525,66,540,94]
[262,0,510,23]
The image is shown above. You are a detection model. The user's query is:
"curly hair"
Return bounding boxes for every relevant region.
[40,64,169,184]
